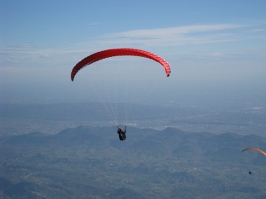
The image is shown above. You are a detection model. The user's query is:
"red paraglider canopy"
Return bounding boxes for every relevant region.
[71,48,171,81]
[242,148,266,156]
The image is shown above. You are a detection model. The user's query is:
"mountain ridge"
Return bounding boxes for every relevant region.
[1,126,266,198]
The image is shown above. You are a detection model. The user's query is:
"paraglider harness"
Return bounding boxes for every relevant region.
[117,126,126,141]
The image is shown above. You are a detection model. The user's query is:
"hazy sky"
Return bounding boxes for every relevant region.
[1,0,266,104]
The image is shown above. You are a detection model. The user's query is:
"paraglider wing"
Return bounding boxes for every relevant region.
[242,148,266,156]
[71,48,171,81]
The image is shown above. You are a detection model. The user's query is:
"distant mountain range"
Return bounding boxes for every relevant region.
[1,126,266,198]
[1,102,266,136]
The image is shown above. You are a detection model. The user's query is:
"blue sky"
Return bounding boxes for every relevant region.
[1,0,266,103]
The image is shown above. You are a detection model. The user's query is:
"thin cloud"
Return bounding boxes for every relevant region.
[1,23,265,68]
[107,24,244,37]
[99,23,258,46]
[246,28,265,32]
